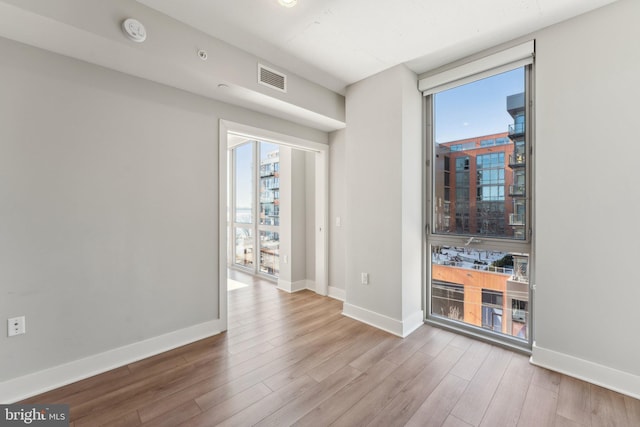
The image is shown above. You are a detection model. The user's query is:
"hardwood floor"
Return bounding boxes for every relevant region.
[22,270,640,426]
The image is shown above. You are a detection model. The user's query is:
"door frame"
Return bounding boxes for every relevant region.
[218,120,329,330]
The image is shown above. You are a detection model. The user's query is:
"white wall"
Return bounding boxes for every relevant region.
[530,0,640,396]
[343,64,424,336]
[277,147,293,285]
[290,150,308,283]
[0,36,327,400]
[0,0,345,132]
[338,0,640,397]
[305,151,316,285]
[329,129,347,297]
[277,146,313,292]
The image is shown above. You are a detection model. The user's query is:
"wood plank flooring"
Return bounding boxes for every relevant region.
[21,270,640,426]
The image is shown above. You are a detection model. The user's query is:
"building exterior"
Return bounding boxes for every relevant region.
[258,149,280,275]
[507,92,527,239]
[434,92,526,240]
[431,92,530,339]
[259,150,280,226]
[434,132,515,237]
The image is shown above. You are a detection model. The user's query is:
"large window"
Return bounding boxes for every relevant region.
[424,43,533,349]
[231,140,280,278]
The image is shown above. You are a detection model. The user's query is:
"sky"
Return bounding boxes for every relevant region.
[234,141,279,211]
[434,67,524,143]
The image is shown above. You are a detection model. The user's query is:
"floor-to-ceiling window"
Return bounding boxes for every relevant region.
[258,142,280,276]
[424,43,534,349]
[231,140,280,278]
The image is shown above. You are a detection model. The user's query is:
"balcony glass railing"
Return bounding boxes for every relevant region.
[509,154,526,167]
[432,259,514,275]
[509,184,525,197]
[509,123,525,135]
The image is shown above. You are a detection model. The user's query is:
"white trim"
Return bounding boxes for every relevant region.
[219,120,329,318]
[342,303,423,338]
[218,122,229,331]
[314,150,329,296]
[328,286,346,301]
[277,279,308,293]
[0,319,225,404]
[530,342,640,400]
[304,279,316,293]
[401,310,426,337]
[419,40,534,94]
[222,120,328,153]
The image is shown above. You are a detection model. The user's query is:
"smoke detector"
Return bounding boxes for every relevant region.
[122,18,147,43]
[278,0,298,7]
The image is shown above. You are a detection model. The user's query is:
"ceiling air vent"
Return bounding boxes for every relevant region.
[258,64,287,93]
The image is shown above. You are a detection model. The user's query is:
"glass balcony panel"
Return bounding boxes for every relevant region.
[259,230,279,276]
[509,184,526,197]
[234,227,254,267]
[431,246,529,341]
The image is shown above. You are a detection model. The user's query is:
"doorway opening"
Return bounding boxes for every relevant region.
[230,139,281,279]
[218,120,329,330]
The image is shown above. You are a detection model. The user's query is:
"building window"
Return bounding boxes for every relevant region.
[511,299,528,339]
[482,290,503,332]
[424,41,534,349]
[432,281,464,321]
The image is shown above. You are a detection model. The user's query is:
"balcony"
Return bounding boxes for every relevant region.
[260,196,275,203]
[260,167,279,178]
[509,153,526,168]
[508,123,525,139]
[509,213,525,226]
[509,184,525,197]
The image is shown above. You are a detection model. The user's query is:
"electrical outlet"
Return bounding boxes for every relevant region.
[336,216,341,227]
[283,255,288,264]
[361,273,369,285]
[8,316,26,337]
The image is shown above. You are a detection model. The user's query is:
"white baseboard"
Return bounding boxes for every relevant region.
[277,279,308,293]
[304,279,316,293]
[0,319,225,404]
[401,309,425,337]
[342,303,423,338]
[530,342,640,400]
[328,286,345,301]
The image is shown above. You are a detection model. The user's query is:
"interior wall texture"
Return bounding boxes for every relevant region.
[341,0,639,392]
[533,0,640,378]
[305,151,316,284]
[328,129,347,293]
[290,149,308,283]
[0,36,327,383]
[345,67,404,321]
[344,64,423,334]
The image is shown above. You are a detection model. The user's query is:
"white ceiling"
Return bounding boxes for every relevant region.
[138,0,617,94]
